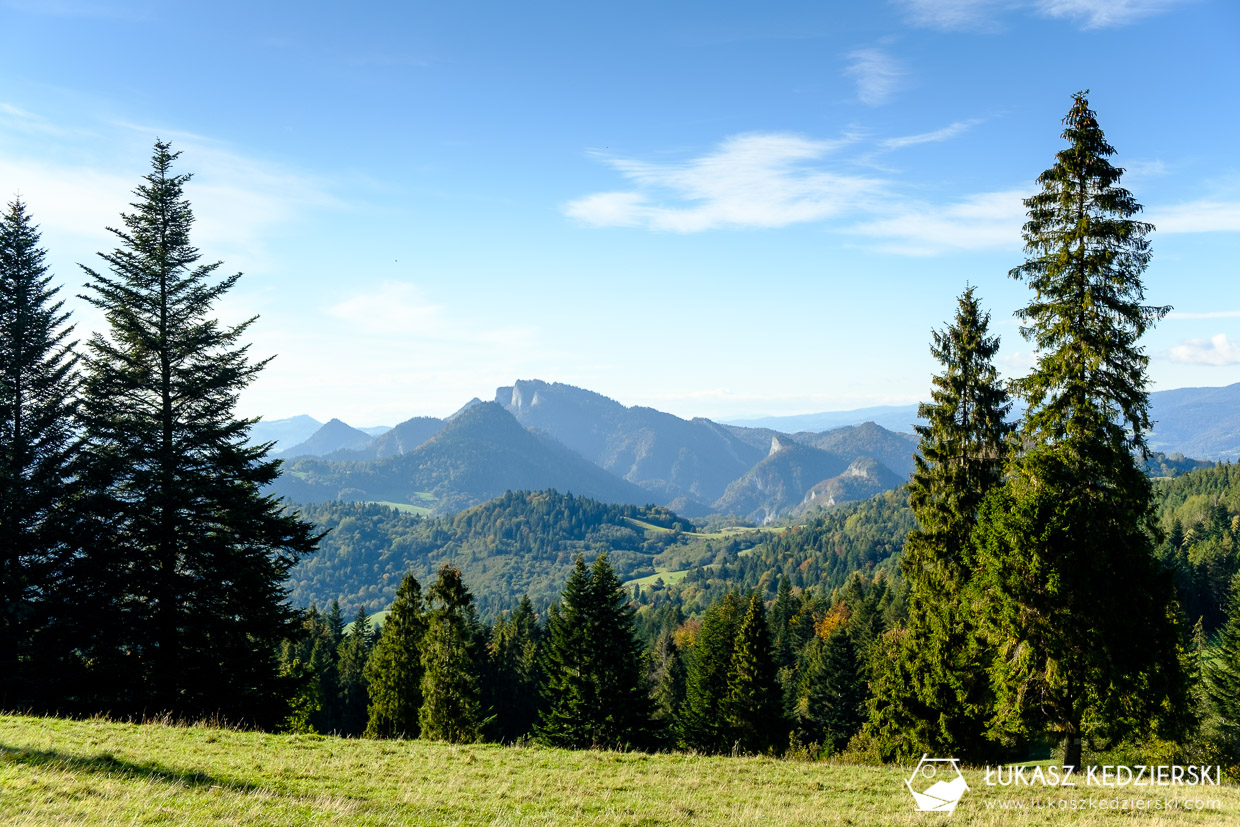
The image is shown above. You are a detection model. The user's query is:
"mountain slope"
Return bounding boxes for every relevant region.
[794,457,906,516]
[272,402,653,513]
[792,422,918,478]
[1148,382,1240,460]
[711,436,853,524]
[496,380,766,502]
[330,415,445,460]
[280,418,376,458]
[250,415,323,453]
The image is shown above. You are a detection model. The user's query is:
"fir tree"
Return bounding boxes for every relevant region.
[0,199,78,708]
[338,607,375,735]
[418,565,483,743]
[537,554,654,749]
[872,287,1011,760]
[1207,576,1240,760]
[649,630,686,741]
[484,594,543,742]
[364,576,426,738]
[795,627,865,755]
[72,142,318,722]
[679,591,745,753]
[975,93,1185,767]
[723,593,783,754]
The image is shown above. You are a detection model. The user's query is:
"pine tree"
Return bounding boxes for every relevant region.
[723,593,783,754]
[537,554,654,749]
[649,630,686,742]
[679,591,745,753]
[872,287,1011,760]
[0,199,78,708]
[418,565,483,743]
[364,576,426,738]
[72,142,318,722]
[975,93,1185,767]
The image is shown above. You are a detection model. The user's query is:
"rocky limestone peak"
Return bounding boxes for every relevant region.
[769,435,787,456]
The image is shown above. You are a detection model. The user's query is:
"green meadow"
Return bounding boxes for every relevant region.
[3,715,1237,826]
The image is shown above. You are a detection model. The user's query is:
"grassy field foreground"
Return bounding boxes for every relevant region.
[2,715,1238,826]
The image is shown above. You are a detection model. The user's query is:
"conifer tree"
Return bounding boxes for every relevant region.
[1206,576,1240,759]
[484,594,543,742]
[975,93,1185,767]
[0,199,78,707]
[364,576,426,738]
[871,287,1011,760]
[649,630,686,741]
[537,554,654,749]
[795,627,865,754]
[418,565,483,742]
[340,607,376,735]
[679,591,745,753]
[724,593,783,754]
[73,142,318,722]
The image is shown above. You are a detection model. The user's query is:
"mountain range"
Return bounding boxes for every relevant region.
[264,378,1236,522]
[268,380,920,521]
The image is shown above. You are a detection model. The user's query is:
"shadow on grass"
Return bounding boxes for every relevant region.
[0,742,254,794]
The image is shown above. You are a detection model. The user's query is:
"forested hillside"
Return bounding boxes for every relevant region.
[286,490,754,616]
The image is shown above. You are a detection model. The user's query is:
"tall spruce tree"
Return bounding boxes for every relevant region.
[1206,575,1240,761]
[723,593,783,754]
[418,565,484,743]
[870,287,1011,760]
[365,576,426,738]
[0,199,79,708]
[975,93,1185,767]
[795,626,865,755]
[73,142,318,722]
[537,554,654,749]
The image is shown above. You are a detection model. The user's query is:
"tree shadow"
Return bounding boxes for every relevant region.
[0,742,254,794]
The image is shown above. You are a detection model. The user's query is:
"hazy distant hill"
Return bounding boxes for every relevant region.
[793,457,906,516]
[272,402,652,513]
[791,422,919,477]
[727,404,922,434]
[712,436,852,524]
[1148,382,1240,460]
[496,380,766,503]
[279,418,376,459]
[250,415,322,453]
[330,416,444,460]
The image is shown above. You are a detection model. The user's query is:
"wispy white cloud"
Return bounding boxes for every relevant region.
[1167,310,1240,320]
[1150,200,1240,234]
[844,48,904,106]
[564,133,880,233]
[893,0,1193,31]
[892,0,1007,32]
[327,281,535,347]
[1170,334,1240,366]
[1034,0,1194,29]
[880,119,983,150]
[845,188,1031,254]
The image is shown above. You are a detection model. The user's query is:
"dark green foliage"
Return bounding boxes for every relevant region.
[276,605,346,734]
[418,565,484,742]
[871,288,1011,761]
[537,554,655,749]
[71,142,318,723]
[364,577,425,739]
[483,595,544,742]
[0,199,78,708]
[679,591,745,753]
[976,94,1185,768]
[794,627,865,755]
[649,631,686,740]
[1206,576,1240,761]
[723,594,783,754]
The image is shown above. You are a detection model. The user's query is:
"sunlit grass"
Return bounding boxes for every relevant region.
[2,714,1238,825]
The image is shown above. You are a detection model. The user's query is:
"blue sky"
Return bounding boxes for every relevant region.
[1,0,1237,426]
